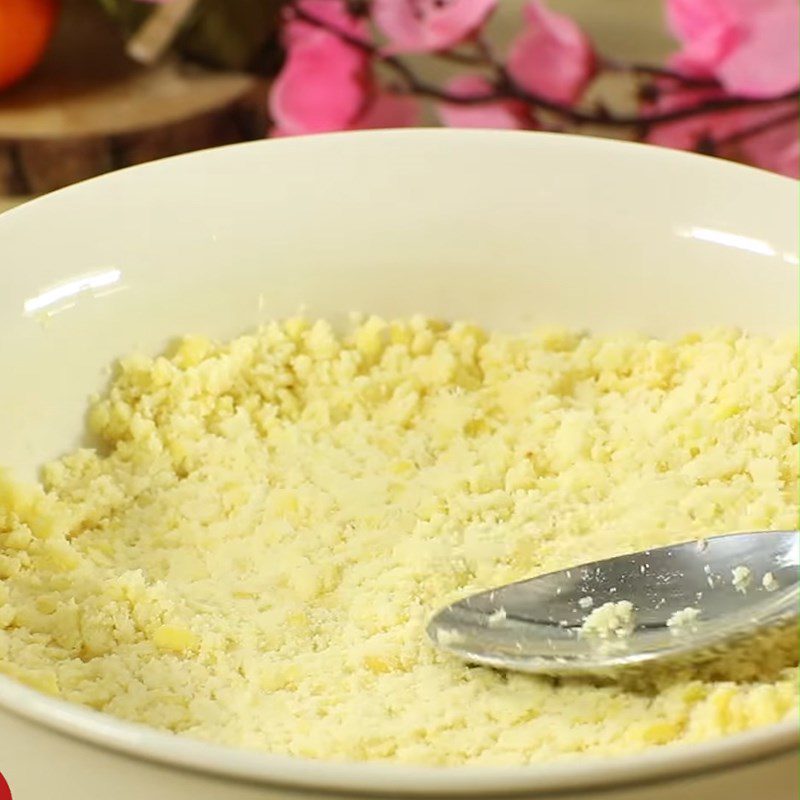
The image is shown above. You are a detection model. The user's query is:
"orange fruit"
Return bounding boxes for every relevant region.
[0,0,59,91]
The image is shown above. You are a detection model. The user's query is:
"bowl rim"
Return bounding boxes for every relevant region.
[0,129,797,795]
[0,126,797,235]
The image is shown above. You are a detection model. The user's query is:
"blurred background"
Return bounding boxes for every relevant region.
[0,0,795,213]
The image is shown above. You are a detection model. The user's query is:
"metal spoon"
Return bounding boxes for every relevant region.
[427,530,799,676]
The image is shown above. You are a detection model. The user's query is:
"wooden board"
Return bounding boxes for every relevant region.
[0,197,24,215]
[0,0,269,196]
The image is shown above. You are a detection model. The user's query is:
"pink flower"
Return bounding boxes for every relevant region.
[269,1,371,135]
[351,93,421,130]
[661,1,798,173]
[269,1,421,136]
[666,0,740,78]
[373,0,497,54]
[438,74,532,129]
[646,87,742,149]
[506,0,595,104]
[272,92,419,136]
[741,114,799,177]
[646,87,799,178]
[284,0,367,39]
[667,0,800,98]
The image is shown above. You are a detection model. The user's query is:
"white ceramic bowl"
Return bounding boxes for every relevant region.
[0,130,797,800]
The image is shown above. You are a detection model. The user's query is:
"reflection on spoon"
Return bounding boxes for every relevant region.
[428,530,799,677]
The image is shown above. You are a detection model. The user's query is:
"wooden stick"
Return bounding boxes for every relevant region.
[126,0,200,65]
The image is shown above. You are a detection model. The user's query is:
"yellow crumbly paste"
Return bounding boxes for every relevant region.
[0,317,798,765]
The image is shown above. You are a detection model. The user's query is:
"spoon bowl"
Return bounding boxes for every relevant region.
[428,530,799,676]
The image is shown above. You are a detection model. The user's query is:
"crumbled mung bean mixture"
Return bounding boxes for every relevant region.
[1,317,797,764]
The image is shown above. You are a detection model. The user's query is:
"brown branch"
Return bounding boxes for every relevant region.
[508,88,799,128]
[473,33,504,71]
[289,4,800,131]
[601,58,720,88]
[437,49,486,66]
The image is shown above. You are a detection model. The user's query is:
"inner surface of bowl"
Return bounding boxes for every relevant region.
[1,131,797,481]
[0,131,797,797]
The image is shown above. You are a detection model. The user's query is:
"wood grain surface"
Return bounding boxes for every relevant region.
[0,0,268,196]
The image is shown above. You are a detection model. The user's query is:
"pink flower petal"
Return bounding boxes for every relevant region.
[646,89,735,150]
[286,0,367,40]
[646,86,747,150]
[716,3,800,97]
[665,0,799,96]
[373,0,497,54]
[665,0,745,79]
[437,74,531,129]
[507,0,595,104]
[352,93,421,129]
[270,29,370,135]
[740,115,799,177]
[666,0,738,46]
[646,86,799,177]
[668,26,742,79]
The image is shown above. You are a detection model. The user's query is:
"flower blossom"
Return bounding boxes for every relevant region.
[667,0,800,97]
[507,0,595,104]
[650,0,799,176]
[647,87,799,177]
[270,0,418,135]
[438,74,532,129]
[373,0,497,53]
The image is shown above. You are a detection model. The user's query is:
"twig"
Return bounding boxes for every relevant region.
[473,33,504,71]
[501,88,799,128]
[438,49,487,66]
[601,58,719,88]
[127,0,199,65]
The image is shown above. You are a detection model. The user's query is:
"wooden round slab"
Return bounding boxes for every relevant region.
[0,0,268,196]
